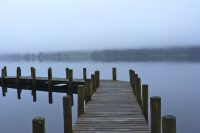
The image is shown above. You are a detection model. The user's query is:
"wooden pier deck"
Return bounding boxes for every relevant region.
[73,80,150,133]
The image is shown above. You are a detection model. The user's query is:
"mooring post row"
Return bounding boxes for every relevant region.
[151,96,161,133]
[32,117,46,133]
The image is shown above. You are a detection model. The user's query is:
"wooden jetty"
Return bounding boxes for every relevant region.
[73,80,149,133]
[0,76,84,93]
[0,67,176,133]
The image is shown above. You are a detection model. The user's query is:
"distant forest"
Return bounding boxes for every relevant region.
[0,46,200,62]
[0,52,69,62]
[91,46,200,62]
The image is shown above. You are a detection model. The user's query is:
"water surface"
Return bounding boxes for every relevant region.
[0,61,199,133]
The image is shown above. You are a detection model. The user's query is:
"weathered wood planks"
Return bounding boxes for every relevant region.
[73,80,150,133]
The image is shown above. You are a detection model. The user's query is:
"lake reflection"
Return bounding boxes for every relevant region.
[0,61,200,133]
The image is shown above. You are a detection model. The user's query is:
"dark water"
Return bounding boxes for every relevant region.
[0,61,199,133]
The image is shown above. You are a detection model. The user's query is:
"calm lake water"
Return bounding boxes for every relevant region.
[0,61,199,133]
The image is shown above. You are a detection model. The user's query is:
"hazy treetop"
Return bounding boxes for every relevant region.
[0,0,200,53]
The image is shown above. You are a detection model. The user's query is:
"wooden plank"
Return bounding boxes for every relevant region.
[73,80,150,133]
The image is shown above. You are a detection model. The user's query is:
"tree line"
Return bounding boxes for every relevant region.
[0,46,200,62]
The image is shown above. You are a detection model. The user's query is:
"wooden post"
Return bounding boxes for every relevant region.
[91,74,96,93]
[129,70,135,93]
[48,67,53,104]
[83,68,87,80]
[95,71,100,87]
[162,115,176,133]
[78,85,84,117]
[4,66,7,77]
[67,69,73,105]
[84,79,91,104]
[94,73,97,91]
[87,79,92,101]
[133,74,138,95]
[3,67,8,92]
[136,77,142,107]
[1,68,6,96]
[32,117,45,133]
[142,84,148,124]
[129,69,134,85]
[112,67,117,80]
[31,67,37,102]
[68,69,73,82]
[16,67,21,99]
[63,96,72,133]
[131,73,136,94]
[66,68,69,79]
[151,96,161,133]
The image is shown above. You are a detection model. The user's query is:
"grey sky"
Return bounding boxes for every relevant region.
[0,0,200,53]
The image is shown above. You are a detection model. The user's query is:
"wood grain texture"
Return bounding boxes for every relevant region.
[73,80,150,133]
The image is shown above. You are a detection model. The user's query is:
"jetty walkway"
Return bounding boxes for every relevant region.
[73,80,149,133]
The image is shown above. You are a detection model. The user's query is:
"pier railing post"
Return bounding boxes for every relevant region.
[16,67,21,99]
[112,67,117,80]
[136,77,142,107]
[68,69,74,105]
[78,85,84,117]
[88,79,92,101]
[31,67,37,102]
[48,67,53,104]
[32,117,46,133]
[142,84,148,124]
[3,67,8,92]
[130,71,136,94]
[94,73,97,90]
[129,69,133,84]
[4,66,7,77]
[133,74,138,96]
[151,96,161,133]
[1,68,6,96]
[91,74,96,93]
[68,69,73,82]
[83,68,87,80]
[162,115,176,133]
[95,71,100,87]
[66,68,69,79]
[63,96,72,133]
[84,79,91,103]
